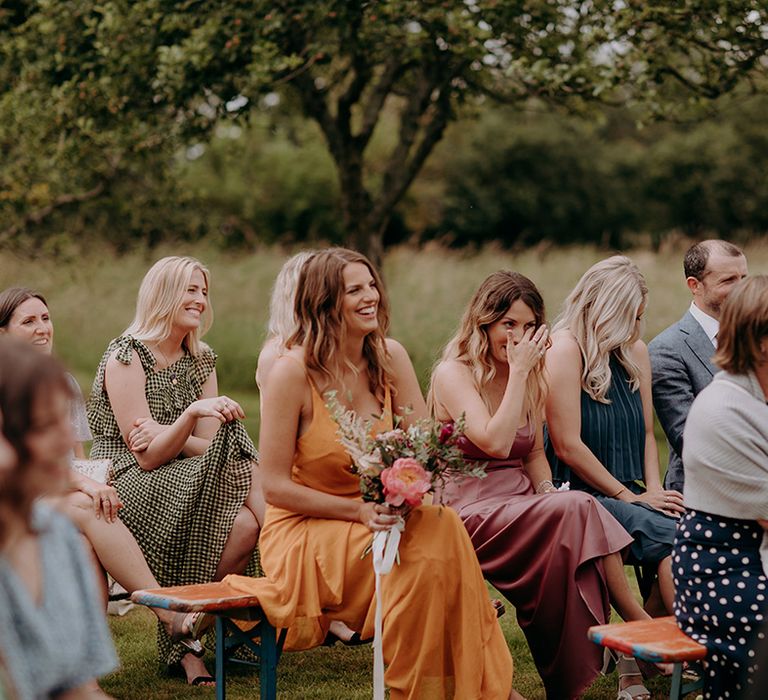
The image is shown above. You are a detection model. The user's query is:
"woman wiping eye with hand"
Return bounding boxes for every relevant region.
[429,270,661,700]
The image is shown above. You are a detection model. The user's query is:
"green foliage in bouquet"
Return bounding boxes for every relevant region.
[326,391,486,506]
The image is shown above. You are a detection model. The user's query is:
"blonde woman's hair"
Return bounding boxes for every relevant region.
[289,247,393,404]
[713,275,768,375]
[124,256,212,355]
[428,270,548,424]
[553,255,647,403]
[267,251,315,348]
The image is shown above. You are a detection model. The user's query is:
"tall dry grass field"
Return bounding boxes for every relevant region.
[3,239,764,438]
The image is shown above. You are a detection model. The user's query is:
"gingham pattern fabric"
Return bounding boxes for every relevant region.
[88,335,257,664]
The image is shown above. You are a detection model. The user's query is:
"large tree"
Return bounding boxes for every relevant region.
[1,1,767,259]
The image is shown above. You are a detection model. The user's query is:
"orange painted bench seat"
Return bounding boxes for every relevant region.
[132,581,263,616]
[588,616,706,664]
[588,616,706,700]
[132,582,284,700]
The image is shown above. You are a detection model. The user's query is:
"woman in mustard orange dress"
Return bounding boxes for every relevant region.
[225,248,516,699]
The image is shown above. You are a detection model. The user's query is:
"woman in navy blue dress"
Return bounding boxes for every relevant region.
[545,256,684,699]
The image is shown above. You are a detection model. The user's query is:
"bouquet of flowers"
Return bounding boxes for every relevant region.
[326,391,487,511]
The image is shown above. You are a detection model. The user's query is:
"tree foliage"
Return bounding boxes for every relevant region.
[433,94,768,249]
[1,1,767,258]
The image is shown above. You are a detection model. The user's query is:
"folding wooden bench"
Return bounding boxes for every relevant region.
[588,616,706,700]
[132,581,286,700]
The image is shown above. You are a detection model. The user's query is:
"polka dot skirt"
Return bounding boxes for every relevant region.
[673,509,767,698]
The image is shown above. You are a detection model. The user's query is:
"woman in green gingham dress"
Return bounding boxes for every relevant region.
[88,256,264,685]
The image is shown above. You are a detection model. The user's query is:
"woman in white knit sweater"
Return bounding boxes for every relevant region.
[674,274,768,698]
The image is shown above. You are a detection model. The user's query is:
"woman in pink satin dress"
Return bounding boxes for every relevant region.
[429,271,656,700]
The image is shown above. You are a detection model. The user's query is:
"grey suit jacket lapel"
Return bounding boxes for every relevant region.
[680,311,717,377]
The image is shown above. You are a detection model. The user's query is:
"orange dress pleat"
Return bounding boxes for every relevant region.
[225,385,513,699]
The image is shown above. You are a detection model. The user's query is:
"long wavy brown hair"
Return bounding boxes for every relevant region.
[288,248,394,404]
[429,270,549,425]
[0,338,72,547]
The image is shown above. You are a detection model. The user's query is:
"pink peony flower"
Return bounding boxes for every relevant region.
[380,457,431,508]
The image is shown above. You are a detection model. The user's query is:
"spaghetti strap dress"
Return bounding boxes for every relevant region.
[88,335,257,664]
[225,382,513,700]
[442,423,633,699]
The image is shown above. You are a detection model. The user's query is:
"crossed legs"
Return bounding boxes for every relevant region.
[63,461,270,686]
[54,491,214,685]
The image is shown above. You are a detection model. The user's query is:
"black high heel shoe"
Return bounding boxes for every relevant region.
[322,630,370,646]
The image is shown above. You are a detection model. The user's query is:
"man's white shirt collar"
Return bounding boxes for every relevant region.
[689,302,719,347]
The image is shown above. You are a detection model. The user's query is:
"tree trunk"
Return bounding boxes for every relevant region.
[336,150,383,266]
[344,217,383,268]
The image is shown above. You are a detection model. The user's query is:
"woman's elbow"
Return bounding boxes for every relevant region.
[261,483,279,505]
[261,477,291,508]
[483,441,513,460]
[550,438,580,465]
[133,451,162,471]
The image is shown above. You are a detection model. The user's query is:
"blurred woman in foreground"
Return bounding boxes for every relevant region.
[0,338,118,699]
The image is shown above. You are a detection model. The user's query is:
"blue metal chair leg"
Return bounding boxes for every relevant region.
[670,662,683,700]
[216,616,227,700]
[669,660,704,700]
[211,611,282,700]
[260,619,278,700]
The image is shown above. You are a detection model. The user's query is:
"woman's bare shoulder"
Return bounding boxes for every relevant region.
[256,337,281,389]
[104,346,143,375]
[384,337,417,370]
[629,337,649,357]
[432,358,471,383]
[384,336,408,357]
[549,329,580,356]
[270,348,307,380]
[628,338,650,367]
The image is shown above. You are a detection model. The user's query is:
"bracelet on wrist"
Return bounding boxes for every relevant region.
[609,486,627,499]
[535,479,555,494]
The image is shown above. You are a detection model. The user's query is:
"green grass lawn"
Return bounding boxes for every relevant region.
[102,581,675,699]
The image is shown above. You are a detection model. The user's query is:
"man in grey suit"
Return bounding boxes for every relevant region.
[649,240,748,493]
